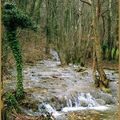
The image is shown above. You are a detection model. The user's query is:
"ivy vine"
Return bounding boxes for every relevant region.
[3,2,37,99]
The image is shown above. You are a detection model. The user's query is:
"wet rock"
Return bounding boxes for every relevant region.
[52,75,59,78]
[49,96,66,111]
[91,91,117,105]
[109,82,118,92]
[32,74,36,76]
[99,93,117,104]
[31,71,35,74]
[91,91,101,99]
[74,66,87,73]
[81,72,89,76]
[96,99,106,105]
[21,98,39,112]
[80,101,88,107]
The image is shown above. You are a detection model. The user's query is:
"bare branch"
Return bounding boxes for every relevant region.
[80,0,91,6]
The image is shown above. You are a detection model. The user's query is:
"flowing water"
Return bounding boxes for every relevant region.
[37,93,109,116]
[4,49,118,119]
[62,93,108,112]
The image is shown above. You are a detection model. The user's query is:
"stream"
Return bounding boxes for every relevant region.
[4,49,118,120]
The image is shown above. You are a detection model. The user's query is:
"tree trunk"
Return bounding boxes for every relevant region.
[92,0,109,91]
[107,0,112,60]
[58,51,67,66]
[45,0,51,54]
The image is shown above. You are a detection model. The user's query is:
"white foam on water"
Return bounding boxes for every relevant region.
[62,107,87,112]
[39,93,110,118]
[89,106,108,111]
[39,103,61,118]
[50,49,60,61]
[62,106,108,112]
[62,93,109,112]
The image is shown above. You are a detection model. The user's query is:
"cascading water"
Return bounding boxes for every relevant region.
[38,93,108,118]
[6,48,118,119]
[38,103,61,118]
[50,49,60,62]
[64,93,99,108]
[62,93,108,112]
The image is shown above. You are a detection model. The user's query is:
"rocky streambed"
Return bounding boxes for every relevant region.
[3,50,119,120]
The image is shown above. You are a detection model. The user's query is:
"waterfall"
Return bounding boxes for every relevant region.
[50,49,60,61]
[62,93,108,112]
[38,103,61,118]
[38,93,108,117]
[65,93,99,108]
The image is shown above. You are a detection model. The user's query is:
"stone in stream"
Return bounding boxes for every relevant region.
[91,92,117,105]
[109,82,118,95]
[49,97,66,111]
[73,66,87,73]
[96,99,106,105]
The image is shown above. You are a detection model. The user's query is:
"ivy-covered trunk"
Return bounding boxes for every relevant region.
[6,29,24,99]
[3,2,37,100]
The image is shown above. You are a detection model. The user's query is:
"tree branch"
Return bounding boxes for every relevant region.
[80,0,91,6]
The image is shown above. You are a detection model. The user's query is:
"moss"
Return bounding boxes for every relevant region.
[101,86,111,93]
